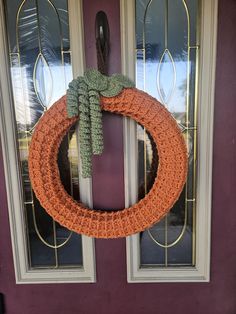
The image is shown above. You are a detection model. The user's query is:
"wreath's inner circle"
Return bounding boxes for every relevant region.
[58,121,159,212]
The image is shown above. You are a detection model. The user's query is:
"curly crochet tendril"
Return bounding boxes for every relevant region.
[89,89,104,155]
[78,78,92,177]
[67,78,80,117]
[66,69,135,178]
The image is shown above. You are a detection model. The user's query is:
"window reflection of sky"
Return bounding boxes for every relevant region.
[137,59,187,115]
[34,61,72,108]
[11,62,72,126]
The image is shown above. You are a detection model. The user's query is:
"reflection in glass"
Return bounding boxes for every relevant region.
[5,0,82,269]
[136,0,199,267]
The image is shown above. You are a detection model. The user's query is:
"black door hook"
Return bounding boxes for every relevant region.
[95,11,110,75]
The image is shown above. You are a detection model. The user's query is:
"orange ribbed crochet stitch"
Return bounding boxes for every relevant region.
[28,88,188,238]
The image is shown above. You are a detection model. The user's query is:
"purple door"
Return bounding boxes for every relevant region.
[0,0,236,313]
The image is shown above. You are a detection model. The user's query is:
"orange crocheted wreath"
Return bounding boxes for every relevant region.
[28,88,188,238]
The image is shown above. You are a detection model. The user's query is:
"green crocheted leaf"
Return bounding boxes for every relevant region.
[111,74,135,88]
[100,77,123,97]
[84,69,108,91]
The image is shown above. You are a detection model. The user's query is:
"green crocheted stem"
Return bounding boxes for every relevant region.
[66,69,135,178]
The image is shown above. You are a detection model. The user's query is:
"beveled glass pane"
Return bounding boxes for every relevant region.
[5,0,82,269]
[136,0,199,267]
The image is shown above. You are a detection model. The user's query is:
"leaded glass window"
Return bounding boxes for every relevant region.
[4,0,83,269]
[136,0,199,267]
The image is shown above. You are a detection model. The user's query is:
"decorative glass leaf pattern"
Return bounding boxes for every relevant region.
[157,48,176,106]
[33,52,53,108]
[136,0,199,267]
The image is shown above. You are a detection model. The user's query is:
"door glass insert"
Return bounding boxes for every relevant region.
[4,0,82,269]
[136,0,199,267]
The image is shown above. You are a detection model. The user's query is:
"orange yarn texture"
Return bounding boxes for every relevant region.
[28,88,188,238]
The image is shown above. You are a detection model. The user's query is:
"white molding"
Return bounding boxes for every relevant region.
[68,0,86,79]
[69,0,94,209]
[194,0,218,283]
[69,0,96,282]
[122,0,218,282]
[120,0,138,211]
[0,0,96,284]
[120,0,136,81]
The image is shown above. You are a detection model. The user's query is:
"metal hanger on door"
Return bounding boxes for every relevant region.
[95,11,110,75]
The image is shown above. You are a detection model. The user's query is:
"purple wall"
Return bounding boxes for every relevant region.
[0,0,236,313]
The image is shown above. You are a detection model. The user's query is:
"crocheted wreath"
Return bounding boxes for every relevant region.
[28,72,188,238]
